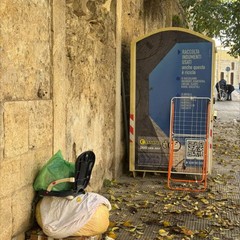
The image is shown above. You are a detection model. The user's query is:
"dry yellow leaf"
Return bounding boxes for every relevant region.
[110,195,116,201]
[123,220,132,227]
[107,231,117,239]
[112,203,120,210]
[129,227,137,232]
[111,227,119,232]
[195,210,204,217]
[201,198,209,204]
[197,231,208,238]
[108,221,117,228]
[159,229,169,236]
[162,221,171,227]
[181,228,194,236]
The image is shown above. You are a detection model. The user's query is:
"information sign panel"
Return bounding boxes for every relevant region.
[129,28,215,173]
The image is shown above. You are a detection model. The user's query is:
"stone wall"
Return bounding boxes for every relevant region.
[65,0,119,189]
[0,0,53,239]
[0,0,183,239]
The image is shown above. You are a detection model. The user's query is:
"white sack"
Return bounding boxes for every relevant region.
[40,192,111,238]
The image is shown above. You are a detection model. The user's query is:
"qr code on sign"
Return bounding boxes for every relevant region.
[185,139,205,160]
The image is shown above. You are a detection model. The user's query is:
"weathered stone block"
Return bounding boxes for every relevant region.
[33,147,53,171]
[4,100,53,159]
[11,232,25,240]
[21,148,53,188]
[0,104,4,160]
[28,100,53,150]
[0,0,51,101]
[0,197,12,240]
[4,102,29,158]
[0,159,21,198]
[12,186,35,236]
[20,151,36,187]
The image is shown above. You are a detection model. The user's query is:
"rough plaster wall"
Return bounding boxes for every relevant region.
[143,0,184,31]
[0,0,52,239]
[65,0,118,190]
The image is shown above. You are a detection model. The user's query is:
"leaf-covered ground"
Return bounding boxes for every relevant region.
[101,120,240,240]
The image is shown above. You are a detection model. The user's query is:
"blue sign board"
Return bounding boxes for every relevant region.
[149,42,212,136]
[129,28,215,173]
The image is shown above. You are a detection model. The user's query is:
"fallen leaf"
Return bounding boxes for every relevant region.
[162,221,171,227]
[111,227,119,232]
[123,220,132,227]
[201,198,209,204]
[197,229,209,238]
[112,203,120,210]
[108,221,117,228]
[129,227,137,232]
[159,229,169,236]
[107,231,117,239]
[181,227,194,236]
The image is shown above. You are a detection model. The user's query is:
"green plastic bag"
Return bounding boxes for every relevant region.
[33,150,75,191]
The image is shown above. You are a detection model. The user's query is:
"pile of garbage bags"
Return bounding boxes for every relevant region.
[33,150,111,239]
